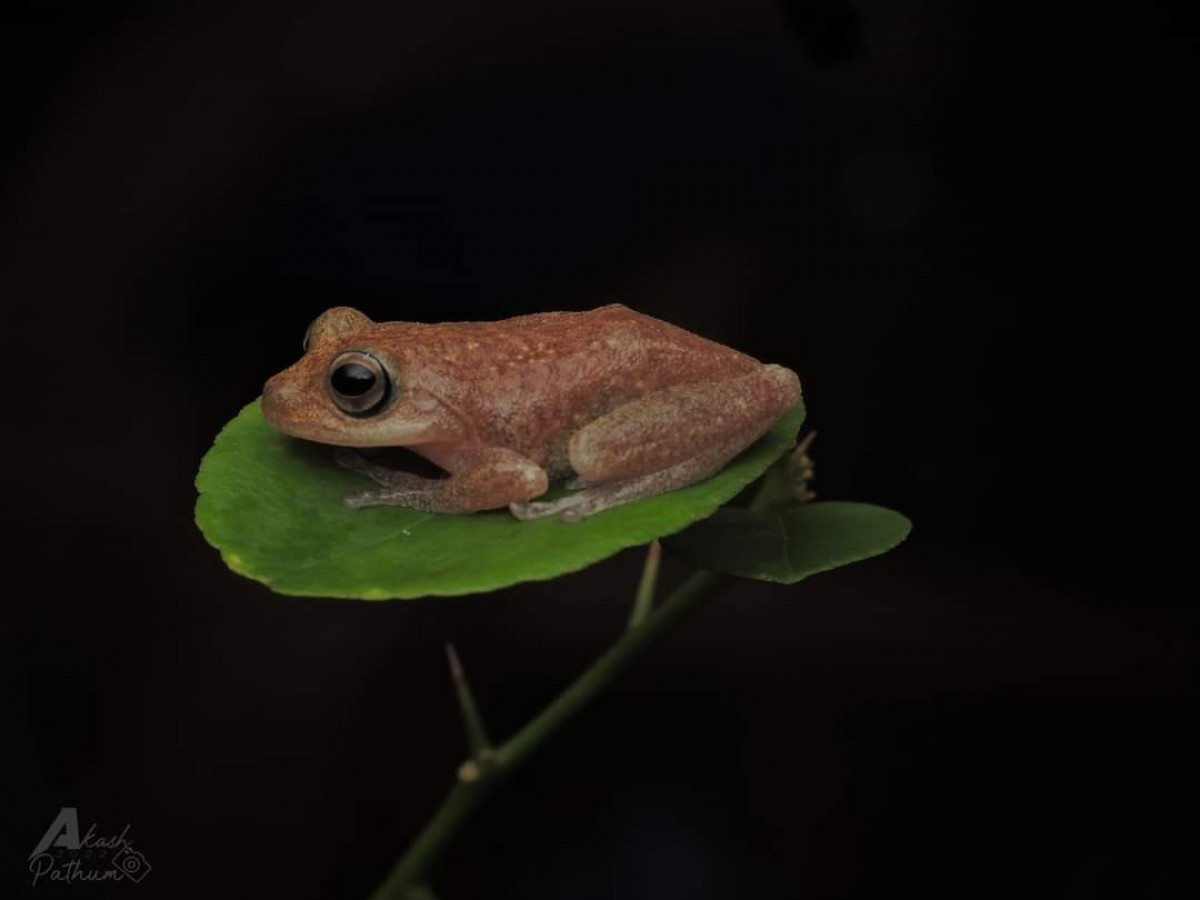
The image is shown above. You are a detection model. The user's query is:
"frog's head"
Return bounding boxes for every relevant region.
[261,307,466,447]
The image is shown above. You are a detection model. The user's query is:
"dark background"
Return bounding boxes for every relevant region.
[3,1,1195,897]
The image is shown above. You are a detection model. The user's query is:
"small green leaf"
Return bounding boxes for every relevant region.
[664,501,910,583]
[194,400,805,599]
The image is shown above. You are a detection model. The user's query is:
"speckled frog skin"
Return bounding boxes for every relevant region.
[262,304,800,520]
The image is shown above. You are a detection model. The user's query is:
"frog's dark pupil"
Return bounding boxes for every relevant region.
[332,363,376,396]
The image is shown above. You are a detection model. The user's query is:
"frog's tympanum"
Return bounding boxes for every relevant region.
[262,305,800,521]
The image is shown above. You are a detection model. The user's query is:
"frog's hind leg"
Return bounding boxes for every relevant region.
[510,364,800,521]
[510,435,749,522]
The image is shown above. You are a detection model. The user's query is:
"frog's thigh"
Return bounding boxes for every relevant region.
[568,364,801,482]
[511,366,800,521]
[345,445,548,514]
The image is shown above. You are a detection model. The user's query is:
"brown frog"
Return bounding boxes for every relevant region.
[261,304,800,520]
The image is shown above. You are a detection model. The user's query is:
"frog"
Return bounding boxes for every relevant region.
[261,304,801,521]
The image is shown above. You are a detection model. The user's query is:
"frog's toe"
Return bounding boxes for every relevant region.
[343,488,422,509]
[335,448,368,471]
[508,500,550,520]
[343,489,373,509]
[509,493,589,521]
[558,495,615,522]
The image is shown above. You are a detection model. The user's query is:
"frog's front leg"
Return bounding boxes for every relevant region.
[340,444,548,514]
[336,449,428,490]
[511,365,800,521]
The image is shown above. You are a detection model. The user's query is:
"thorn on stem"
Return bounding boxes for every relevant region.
[627,540,662,632]
[445,642,466,685]
[444,643,494,758]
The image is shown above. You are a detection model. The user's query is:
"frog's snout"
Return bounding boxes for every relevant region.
[261,374,295,426]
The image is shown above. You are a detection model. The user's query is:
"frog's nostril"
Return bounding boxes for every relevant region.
[261,378,293,422]
[263,374,292,400]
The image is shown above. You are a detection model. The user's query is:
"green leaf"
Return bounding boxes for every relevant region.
[664,501,911,583]
[194,400,805,599]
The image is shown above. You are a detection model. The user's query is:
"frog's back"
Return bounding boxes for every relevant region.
[399,303,758,380]
[489,303,756,368]
[410,305,762,468]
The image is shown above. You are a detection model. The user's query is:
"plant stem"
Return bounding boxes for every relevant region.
[368,568,730,900]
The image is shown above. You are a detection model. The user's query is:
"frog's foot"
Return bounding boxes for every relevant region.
[509,493,591,521]
[564,474,598,490]
[335,448,427,490]
[510,438,743,523]
[344,488,429,510]
[509,471,683,522]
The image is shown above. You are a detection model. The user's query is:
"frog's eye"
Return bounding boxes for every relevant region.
[328,351,390,415]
